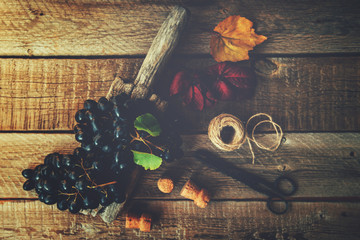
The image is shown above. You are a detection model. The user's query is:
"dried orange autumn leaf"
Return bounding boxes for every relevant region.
[210,15,267,62]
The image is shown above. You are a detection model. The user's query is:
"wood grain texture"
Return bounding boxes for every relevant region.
[0,58,141,130]
[2,133,359,200]
[170,56,360,132]
[1,0,359,238]
[0,134,79,198]
[0,200,359,240]
[0,0,359,56]
[1,56,359,131]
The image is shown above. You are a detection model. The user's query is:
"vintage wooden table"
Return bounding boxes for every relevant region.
[1,1,360,239]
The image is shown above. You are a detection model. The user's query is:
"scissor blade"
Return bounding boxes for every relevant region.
[194,149,283,198]
[194,149,246,182]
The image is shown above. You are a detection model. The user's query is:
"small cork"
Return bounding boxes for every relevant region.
[125,213,140,229]
[126,212,152,232]
[157,177,174,193]
[139,213,152,232]
[180,180,210,208]
[194,189,210,208]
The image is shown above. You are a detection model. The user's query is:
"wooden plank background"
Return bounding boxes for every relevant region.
[1,201,359,240]
[0,0,359,56]
[0,57,359,131]
[0,0,359,239]
[1,133,360,200]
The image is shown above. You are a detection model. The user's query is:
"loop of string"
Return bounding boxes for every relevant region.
[208,113,283,164]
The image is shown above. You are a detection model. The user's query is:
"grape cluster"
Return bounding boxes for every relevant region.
[73,93,183,162]
[22,93,183,214]
[22,149,133,213]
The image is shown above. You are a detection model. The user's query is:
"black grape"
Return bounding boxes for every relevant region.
[75,109,87,123]
[32,171,41,181]
[163,149,174,163]
[23,180,35,191]
[100,192,114,206]
[81,143,93,152]
[57,199,69,211]
[44,194,57,205]
[92,160,104,172]
[69,200,83,214]
[61,154,75,168]
[40,165,52,177]
[82,191,100,209]
[43,179,57,194]
[75,179,88,192]
[75,131,87,143]
[73,124,82,134]
[22,169,34,179]
[101,144,112,153]
[35,181,43,193]
[85,110,95,121]
[98,97,112,112]
[73,147,86,159]
[60,180,72,193]
[38,193,46,202]
[84,99,98,110]
[67,167,83,181]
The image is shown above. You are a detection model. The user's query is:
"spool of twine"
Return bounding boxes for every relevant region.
[208,114,246,151]
[208,113,283,164]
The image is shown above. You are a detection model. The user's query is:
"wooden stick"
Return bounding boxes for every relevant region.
[85,5,189,223]
[131,5,189,100]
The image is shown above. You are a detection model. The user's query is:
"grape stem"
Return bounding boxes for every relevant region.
[78,158,114,196]
[130,129,165,153]
[59,191,77,196]
[58,191,78,201]
[88,181,117,188]
[78,191,84,201]
[79,159,97,186]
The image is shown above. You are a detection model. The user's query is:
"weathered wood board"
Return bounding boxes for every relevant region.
[0,200,359,240]
[0,58,139,130]
[175,56,360,132]
[0,0,359,56]
[2,133,359,200]
[0,0,359,238]
[0,56,359,131]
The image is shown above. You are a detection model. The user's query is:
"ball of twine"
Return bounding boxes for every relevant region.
[208,113,283,164]
[246,113,283,152]
[208,114,246,151]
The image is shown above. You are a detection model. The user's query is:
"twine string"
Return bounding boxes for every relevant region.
[208,113,283,164]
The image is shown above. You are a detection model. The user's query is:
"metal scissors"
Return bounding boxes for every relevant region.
[194,149,297,214]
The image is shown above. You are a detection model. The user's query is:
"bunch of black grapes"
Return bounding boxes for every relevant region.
[74,94,184,162]
[22,150,132,213]
[22,93,183,214]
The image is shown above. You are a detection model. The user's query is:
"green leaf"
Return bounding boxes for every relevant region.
[131,150,163,170]
[134,113,161,137]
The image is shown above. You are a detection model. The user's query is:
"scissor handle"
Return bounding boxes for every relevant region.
[266,176,297,214]
[267,197,289,215]
[274,175,297,196]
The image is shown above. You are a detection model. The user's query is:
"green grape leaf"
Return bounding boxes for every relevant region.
[131,150,163,170]
[134,113,161,137]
